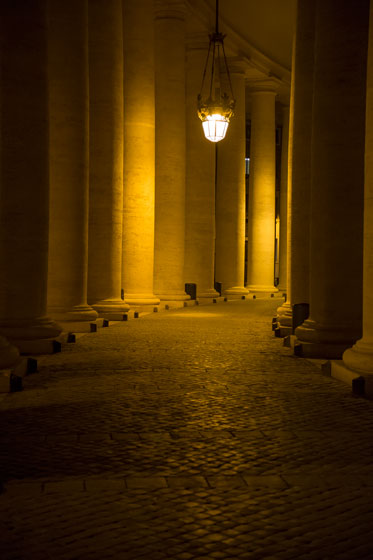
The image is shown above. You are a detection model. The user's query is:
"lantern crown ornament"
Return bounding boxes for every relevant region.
[197,0,235,142]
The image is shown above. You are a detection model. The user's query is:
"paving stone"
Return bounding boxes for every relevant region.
[1,299,373,559]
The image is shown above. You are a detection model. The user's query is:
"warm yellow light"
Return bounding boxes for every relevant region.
[202,113,229,143]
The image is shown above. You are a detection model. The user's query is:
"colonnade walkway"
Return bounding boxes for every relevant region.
[1,298,373,559]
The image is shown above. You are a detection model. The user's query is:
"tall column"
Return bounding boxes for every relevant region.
[122,0,159,307]
[339,2,373,380]
[246,81,278,293]
[277,0,315,329]
[153,0,189,302]
[184,35,219,299]
[295,0,369,358]
[47,0,98,328]
[0,0,61,354]
[277,106,290,293]
[215,67,249,297]
[87,0,129,318]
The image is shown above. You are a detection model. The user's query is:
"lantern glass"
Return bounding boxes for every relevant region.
[202,114,229,142]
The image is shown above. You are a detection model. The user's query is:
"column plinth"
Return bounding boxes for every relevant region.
[47,0,98,327]
[215,67,249,297]
[153,0,189,302]
[295,0,368,358]
[246,83,278,294]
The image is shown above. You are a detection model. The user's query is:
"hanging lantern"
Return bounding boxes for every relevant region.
[197,0,235,142]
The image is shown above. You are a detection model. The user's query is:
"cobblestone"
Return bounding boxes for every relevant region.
[1,298,373,559]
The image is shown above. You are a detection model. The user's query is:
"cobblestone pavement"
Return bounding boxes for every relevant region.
[1,298,373,559]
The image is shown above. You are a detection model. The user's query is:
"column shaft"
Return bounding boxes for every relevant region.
[215,70,249,296]
[277,1,315,328]
[342,1,373,375]
[295,0,369,358]
[246,84,277,293]
[184,38,219,299]
[88,0,129,317]
[0,0,61,353]
[153,0,188,301]
[122,0,159,307]
[47,0,98,327]
[277,107,290,293]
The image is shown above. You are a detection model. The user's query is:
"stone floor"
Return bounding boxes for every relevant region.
[1,298,373,559]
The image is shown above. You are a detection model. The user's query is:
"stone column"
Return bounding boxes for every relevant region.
[122,0,160,307]
[338,2,373,384]
[246,81,278,293]
[87,0,129,318]
[295,0,369,358]
[184,35,219,299]
[277,106,290,294]
[47,0,98,329]
[153,0,189,302]
[0,0,61,354]
[277,0,315,330]
[215,67,249,297]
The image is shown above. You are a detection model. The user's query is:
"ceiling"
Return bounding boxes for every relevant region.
[187,0,296,105]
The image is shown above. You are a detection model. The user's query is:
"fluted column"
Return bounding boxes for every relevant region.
[87,0,129,318]
[184,35,219,299]
[246,81,278,293]
[153,0,189,302]
[0,0,61,354]
[295,0,369,358]
[122,0,159,307]
[277,106,290,294]
[215,67,249,296]
[47,0,98,328]
[341,2,373,378]
[277,0,315,329]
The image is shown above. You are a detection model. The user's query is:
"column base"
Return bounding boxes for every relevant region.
[92,298,130,316]
[343,339,373,375]
[197,288,220,299]
[122,293,160,306]
[274,325,293,338]
[295,318,361,346]
[156,292,191,302]
[224,286,250,297]
[0,316,62,343]
[276,301,292,327]
[294,340,350,359]
[49,304,98,323]
[246,284,278,294]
